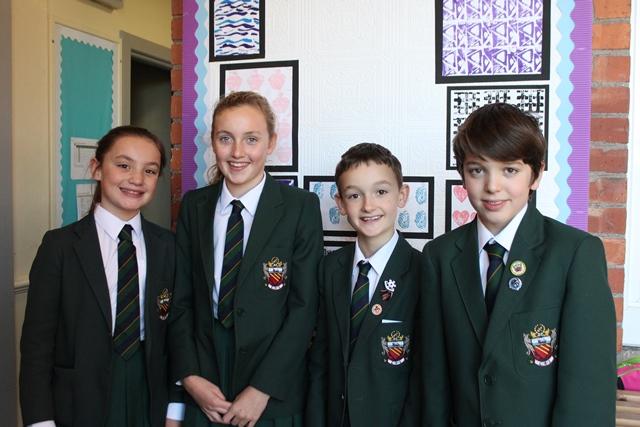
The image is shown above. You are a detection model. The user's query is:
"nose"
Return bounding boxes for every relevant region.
[129,168,144,185]
[485,172,501,193]
[362,194,374,212]
[231,141,244,158]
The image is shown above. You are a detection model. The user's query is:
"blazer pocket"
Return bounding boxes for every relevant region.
[254,251,291,298]
[509,306,561,379]
[378,324,412,371]
[53,366,74,425]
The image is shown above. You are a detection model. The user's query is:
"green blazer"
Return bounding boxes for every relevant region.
[169,174,324,421]
[422,205,617,427]
[20,214,176,427]
[306,236,423,427]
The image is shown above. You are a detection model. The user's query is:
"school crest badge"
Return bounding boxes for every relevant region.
[523,323,557,366]
[263,257,287,290]
[380,279,396,301]
[380,331,410,366]
[157,288,172,321]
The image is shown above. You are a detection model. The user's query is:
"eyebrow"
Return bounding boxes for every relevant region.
[114,154,160,168]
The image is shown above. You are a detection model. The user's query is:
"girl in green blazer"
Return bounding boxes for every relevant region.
[169,91,323,426]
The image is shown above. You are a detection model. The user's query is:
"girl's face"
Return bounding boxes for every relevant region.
[212,104,276,197]
[91,136,161,220]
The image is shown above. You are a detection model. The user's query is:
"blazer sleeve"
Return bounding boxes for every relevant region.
[551,234,617,426]
[305,257,328,427]
[421,243,452,427]
[168,191,201,382]
[19,231,63,424]
[250,192,324,401]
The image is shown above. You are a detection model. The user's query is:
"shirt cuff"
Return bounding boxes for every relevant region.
[167,402,185,421]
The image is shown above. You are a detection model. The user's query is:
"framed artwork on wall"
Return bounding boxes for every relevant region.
[399,177,434,239]
[304,175,355,237]
[445,85,549,170]
[435,0,550,83]
[273,175,298,187]
[220,60,299,171]
[210,0,265,61]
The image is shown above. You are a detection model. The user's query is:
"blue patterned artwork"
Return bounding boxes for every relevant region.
[304,176,356,237]
[210,0,264,61]
[398,177,434,239]
[436,0,549,82]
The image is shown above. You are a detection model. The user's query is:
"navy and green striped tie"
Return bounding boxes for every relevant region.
[484,241,506,316]
[350,261,372,355]
[218,200,244,328]
[113,225,141,359]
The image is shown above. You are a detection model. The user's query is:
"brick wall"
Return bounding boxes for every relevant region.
[590,0,631,350]
[169,1,633,348]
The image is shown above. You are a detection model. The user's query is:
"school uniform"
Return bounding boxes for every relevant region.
[169,173,324,425]
[422,204,617,427]
[20,206,177,427]
[306,233,423,427]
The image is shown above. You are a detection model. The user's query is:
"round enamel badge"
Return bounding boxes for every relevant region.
[510,260,526,276]
[371,304,382,316]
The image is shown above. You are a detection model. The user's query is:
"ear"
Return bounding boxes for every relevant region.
[90,158,102,181]
[530,162,544,191]
[397,183,410,208]
[267,133,278,155]
[334,192,347,215]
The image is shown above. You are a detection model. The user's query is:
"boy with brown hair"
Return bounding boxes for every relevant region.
[423,103,617,426]
[306,143,423,426]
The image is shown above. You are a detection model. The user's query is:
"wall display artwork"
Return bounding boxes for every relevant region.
[273,175,298,187]
[399,177,434,239]
[323,239,354,255]
[436,0,550,83]
[210,0,264,61]
[220,61,298,171]
[446,85,548,170]
[54,25,116,226]
[445,180,476,232]
[304,176,355,237]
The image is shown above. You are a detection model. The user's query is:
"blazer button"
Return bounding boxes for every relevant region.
[236,308,245,317]
[340,394,345,400]
[483,375,495,385]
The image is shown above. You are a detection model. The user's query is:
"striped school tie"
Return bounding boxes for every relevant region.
[484,241,507,316]
[350,261,372,355]
[113,225,141,359]
[218,200,244,328]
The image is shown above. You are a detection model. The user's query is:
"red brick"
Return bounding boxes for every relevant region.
[170,146,182,171]
[171,95,182,119]
[590,147,628,173]
[591,87,630,114]
[171,200,181,232]
[617,327,623,352]
[589,178,627,203]
[614,296,624,322]
[592,56,630,83]
[608,267,625,294]
[594,0,631,19]
[172,0,183,16]
[590,117,628,144]
[602,238,626,264]
[171,122,182,146]
[171,43,182,66]
[171,68,182,92]
[171,172,182,197]
[588,207,627,234]
[593,23,630,50]
[172,16,183,41]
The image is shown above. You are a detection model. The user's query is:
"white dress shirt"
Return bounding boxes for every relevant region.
[351,231,399,302]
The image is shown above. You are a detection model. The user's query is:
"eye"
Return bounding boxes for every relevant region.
[246,136,259,145]
[467,166,483,176]
[218,135,232,144]
[117,163,130,170]
[505,167,519,175]
[145,168,159,176]
[346,193,360,200]
[376,189,388,196]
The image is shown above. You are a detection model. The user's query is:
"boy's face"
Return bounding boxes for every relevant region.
[212,105,276,197]
[335,162,409,255]
[463,155,542,236]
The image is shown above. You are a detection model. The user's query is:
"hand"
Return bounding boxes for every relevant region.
[165,418,182,427]
[183,375,232,423]
[222,386,270,427]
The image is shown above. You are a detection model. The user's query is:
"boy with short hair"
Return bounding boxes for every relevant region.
[423,103,617,426]
[306,143,422,426]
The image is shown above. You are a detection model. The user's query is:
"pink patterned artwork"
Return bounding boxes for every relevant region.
[220,61,298,171]
[447,180,476,231]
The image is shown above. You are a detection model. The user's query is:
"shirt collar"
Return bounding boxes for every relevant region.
[476,204,528,255]
[353,231,399,275]
[94,204,142,241]
[219,172,266,217]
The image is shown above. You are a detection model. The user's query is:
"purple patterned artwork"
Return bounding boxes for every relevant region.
[441,0,545,78]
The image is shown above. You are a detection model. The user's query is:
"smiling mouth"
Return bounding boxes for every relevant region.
[120,188,144,197]
[361,215,382,222]
[228,161,250,169]
[483,200,505,210]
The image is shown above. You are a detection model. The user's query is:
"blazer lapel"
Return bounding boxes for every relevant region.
[141,218,166,360]
[331,246,354,364]
[482,205,545,359]
[356,238,411,352]
[451,221,488,346]
[73,214,112,331]
[196,184,220,297]
[236,175,284,287]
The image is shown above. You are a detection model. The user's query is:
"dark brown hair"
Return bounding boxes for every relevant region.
[208,91,276,184]
[453,103,546,182]
[89,125,166,214]
[335,143,403,191]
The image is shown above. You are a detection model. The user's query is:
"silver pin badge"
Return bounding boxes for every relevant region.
[508,277,523,291]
